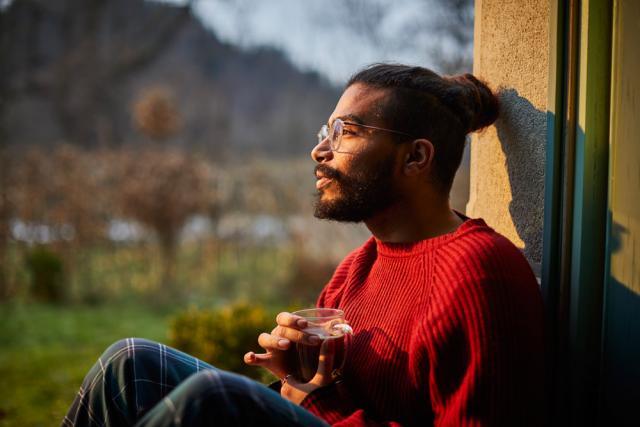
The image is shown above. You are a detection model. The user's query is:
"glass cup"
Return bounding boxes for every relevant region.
[286,308,353,383]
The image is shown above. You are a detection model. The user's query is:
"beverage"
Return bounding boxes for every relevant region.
[288,331,346,383]
[286,308,352,383]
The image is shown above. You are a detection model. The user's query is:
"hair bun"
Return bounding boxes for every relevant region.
[445,73,499,133]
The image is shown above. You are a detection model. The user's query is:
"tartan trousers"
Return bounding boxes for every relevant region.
[62,338,329,427]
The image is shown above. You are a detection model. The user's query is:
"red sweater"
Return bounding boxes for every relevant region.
[300,218,545,426]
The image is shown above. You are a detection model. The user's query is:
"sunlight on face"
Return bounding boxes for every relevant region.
[313,84,401,222]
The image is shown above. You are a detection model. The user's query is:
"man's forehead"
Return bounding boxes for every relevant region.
[329,83,390,124]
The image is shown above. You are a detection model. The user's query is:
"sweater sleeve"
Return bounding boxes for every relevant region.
[423,242,546,426]
[300,382,403,426]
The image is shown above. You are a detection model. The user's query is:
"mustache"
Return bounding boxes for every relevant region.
[314,164,342,180]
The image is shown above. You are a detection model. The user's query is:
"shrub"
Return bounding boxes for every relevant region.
[168,303,279,382]
[25,246,65,302]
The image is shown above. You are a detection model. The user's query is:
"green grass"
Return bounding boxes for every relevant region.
[0,240,324,426]
[0,302,172,427]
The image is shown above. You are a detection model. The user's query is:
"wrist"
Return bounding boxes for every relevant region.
[280,376,320,405]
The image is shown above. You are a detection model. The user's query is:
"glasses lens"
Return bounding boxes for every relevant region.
[317,125,329,145]
[330,119,343,151]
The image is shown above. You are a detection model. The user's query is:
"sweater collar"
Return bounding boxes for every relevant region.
[374,217,489,257]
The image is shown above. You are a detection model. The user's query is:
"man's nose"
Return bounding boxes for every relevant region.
[311,137,333,163]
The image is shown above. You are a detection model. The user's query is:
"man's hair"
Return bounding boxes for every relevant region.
[347,63,499,192]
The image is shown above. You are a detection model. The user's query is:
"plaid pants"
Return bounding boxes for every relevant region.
[62,338,329,427]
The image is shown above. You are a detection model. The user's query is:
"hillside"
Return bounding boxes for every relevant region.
[0,0,341,157]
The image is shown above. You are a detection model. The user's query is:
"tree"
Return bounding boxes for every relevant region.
[0,0,193,146]
[10,145,108,245]
[116,147,215,290]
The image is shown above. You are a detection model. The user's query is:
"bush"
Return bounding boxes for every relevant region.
[25,247,65,303]
[168,303,279,382]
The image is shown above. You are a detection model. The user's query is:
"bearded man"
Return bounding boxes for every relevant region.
[63,64,545,427]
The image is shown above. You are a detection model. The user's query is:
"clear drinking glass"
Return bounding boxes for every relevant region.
[287,308,353,383]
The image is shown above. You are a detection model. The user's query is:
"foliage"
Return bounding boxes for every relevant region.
[5,145,221,297]
[1,0,193,146]
[0,302,170,427]
[132,86,182,140]
[3,145,373,303]
[169,303,281,382]
[9,146,110,245]
[24,246,65,303]
[114,147,216,289]
[0,148,13,300]
[3,235,337,308]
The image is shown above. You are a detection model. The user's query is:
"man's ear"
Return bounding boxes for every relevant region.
[403,139,434,176]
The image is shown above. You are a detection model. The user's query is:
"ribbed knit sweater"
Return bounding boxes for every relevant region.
[300,217,545,426]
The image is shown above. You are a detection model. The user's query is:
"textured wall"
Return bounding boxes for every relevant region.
[468,0,549,269]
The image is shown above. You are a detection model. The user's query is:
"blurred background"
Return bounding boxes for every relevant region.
[0,0,473,425]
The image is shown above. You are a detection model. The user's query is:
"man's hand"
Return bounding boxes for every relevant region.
[243,311,321,379]
[281,338,338,405]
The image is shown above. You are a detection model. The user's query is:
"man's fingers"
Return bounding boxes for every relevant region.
[273,326,321,345]
[243,351,272,365]
[258,332,290,350]
[276,312,308,329]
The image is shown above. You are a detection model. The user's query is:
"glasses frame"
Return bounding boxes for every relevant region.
[317,118,416,154]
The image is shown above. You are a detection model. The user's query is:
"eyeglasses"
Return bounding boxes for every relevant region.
[317,118,415,153]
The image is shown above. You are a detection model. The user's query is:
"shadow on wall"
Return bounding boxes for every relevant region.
[495,88,546,269]
[600,217,640,426]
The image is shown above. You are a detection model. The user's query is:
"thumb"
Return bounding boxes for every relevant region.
[244,352,288,379]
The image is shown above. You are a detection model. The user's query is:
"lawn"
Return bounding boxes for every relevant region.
[0,302,172,427]
[0,240,328,426]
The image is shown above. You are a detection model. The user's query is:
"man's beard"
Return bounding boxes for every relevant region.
[313,158,397,223]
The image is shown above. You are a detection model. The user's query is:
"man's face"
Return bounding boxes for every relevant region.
[312,83,401,222]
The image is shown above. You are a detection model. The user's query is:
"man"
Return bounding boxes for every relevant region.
[64,64,545,427]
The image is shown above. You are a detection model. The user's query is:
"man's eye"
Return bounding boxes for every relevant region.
[342,129,357,136]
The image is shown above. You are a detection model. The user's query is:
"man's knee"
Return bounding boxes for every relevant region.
[100,338,159,364]
[99,337,160,374]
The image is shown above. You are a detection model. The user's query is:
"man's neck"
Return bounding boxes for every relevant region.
[364,196,464,244]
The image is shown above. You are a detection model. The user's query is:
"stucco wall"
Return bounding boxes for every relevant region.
[467,0,549,269]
